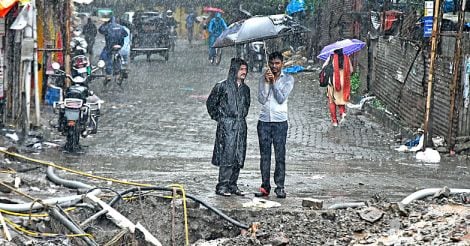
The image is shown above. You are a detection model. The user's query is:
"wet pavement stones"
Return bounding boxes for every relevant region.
[33,38,469,207]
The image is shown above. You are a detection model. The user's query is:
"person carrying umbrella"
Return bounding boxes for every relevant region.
[206,58,250,197]
[254,51,294,199]
[323,48,353,126]
[207,12,227,62]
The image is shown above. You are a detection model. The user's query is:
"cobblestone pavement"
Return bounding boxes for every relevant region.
[40,38,470,209]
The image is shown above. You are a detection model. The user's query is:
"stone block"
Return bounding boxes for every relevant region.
[302,198,323,210]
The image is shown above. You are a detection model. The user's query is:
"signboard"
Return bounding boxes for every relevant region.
[424,1,434,37]
[425,1,434,16]
[423,16,433,37]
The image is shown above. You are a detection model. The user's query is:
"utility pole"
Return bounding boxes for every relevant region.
[448,0,466,148]
[423,0,442,149]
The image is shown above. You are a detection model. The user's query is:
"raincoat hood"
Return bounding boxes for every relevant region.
[227,58,248,85]
[215,13,222,18]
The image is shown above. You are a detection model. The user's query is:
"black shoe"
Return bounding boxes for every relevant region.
[231,189,245,196]
[215,190,231,197]
[275,189,286,199]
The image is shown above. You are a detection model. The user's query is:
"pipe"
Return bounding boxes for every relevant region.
[108,187,249,230]
[46,166,93,189]
[400,188,470,205]
[32,0,40,127]
[0,189,101,212]
[0,167,100,212]
[328,202,366,210]
[49,206,98,246]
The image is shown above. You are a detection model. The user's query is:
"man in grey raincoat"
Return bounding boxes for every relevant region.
[206,58,250,197]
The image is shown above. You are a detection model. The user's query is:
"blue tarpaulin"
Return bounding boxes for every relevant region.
[286,0,305,15]
[283,65,305,74]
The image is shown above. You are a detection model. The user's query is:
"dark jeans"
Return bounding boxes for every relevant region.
[216,165,241,193]
[257,120,288,193]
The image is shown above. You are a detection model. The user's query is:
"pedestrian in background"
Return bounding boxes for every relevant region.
[206,58,250,197]
[255,52,294,199]
[82,17,97,56]
[207,12,227,62]
[186,11,196,45]
[323,48,352,127]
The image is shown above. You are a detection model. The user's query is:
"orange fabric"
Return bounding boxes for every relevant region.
[0,0,17,18]
[333,54,351,101]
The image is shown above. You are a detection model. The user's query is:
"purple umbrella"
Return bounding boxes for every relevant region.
[317,39,366,60]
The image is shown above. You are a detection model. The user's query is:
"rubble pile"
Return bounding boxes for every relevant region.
[204,193,470,246]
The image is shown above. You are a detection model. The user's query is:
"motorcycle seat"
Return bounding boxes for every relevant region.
[112,45,122,51]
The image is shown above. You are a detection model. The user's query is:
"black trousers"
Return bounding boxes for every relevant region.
[257,120,288,193]
[216,165,241,193]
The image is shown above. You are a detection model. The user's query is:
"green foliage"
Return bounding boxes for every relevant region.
[371,98,386,110]
[350,72,361,95]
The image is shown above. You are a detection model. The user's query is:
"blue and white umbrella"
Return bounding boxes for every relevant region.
[212,14,308,48]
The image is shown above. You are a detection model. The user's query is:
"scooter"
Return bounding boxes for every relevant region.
[51,60,105,153]
[246,42,265,72]
[70,33,91,79]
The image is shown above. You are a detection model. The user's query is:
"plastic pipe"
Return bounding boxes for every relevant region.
[0,167,100,212]
[46,166,93,189]
[328,202,366,210]
[400,188,470,205]
[49,206,98,246]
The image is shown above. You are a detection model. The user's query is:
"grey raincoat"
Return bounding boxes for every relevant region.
[206,58,250,168]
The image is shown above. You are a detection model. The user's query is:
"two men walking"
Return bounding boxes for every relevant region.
[207,52,294,198]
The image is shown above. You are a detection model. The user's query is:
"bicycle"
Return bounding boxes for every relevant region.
[104,45,127,89]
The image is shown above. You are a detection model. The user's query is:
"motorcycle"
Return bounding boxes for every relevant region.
[51,60,105,153]
[70,32,91,79]
[244,42,265,72]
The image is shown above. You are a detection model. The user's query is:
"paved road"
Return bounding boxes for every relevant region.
[41,37,469,209]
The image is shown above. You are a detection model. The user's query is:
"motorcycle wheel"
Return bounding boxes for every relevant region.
[258,62,264,73]
[90,117,98,134]
[65,125,80,152]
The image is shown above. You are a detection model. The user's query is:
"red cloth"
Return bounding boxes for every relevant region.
[0,0,17,18]
[333,54,351,101]
[328,101,346,123]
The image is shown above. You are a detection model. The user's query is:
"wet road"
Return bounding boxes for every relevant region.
[41,37,470,209]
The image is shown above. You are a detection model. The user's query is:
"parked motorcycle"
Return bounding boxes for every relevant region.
[70,30,91,79]
[51,60,105,153]
[243,42,265,72]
